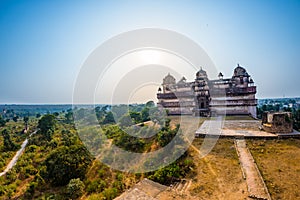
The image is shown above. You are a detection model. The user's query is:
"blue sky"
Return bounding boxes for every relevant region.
[0,0,299,103]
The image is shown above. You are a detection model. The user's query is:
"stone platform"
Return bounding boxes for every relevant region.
[196,120,300,138]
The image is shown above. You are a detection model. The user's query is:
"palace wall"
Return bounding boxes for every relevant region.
[157,65,257,118]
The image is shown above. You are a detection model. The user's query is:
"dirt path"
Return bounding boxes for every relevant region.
[235,139,271,200]
[0,130,37,177]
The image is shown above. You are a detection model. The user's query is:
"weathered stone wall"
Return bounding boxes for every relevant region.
[262,112,293,133]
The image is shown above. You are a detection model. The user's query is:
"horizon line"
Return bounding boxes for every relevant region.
[0,96,299,106]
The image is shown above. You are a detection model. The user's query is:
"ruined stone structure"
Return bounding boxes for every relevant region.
[115,178,167,200]
[157,64,257,118]
[262,112,293,133]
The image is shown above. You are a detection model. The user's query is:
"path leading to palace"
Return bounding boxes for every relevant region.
[235,138,271,200]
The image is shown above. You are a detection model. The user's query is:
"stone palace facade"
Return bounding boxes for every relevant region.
[157,64,257,118]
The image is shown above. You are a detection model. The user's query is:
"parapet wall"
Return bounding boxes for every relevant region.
[262,112,293,133]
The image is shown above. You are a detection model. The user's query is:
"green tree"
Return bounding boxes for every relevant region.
[24,116,29,130]
[145,100,155,107]
[12,116,19,122]
[65,111,74,124]
[42,145,92,186]
[67,178,85,199]
[141,107,150,122]
[38,114,56,140]
[129,111,141,123]
[86,179,107,194]
[0,116,6,127]
[95,106,106,121]
[148,163,181,184]
[283,107,292,112]
[102,188,118,200]
[24,182,37,198]
[53,112,59,117]
[114,133,145,152]
[1,129,18,151]
[102,112,115,124]
[61,129,77,146]
[157,119,177,147]
[262,104,267,111]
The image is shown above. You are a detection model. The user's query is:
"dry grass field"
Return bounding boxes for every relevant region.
[155,138,248,200]
[247,139,300,200]
[186,138,248,200]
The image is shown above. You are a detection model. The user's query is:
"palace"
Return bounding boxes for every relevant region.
[157,64,257,118]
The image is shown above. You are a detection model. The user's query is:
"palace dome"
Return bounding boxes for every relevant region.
[163,73,176,85]
[196,68,208,80]
[233,64,249,77]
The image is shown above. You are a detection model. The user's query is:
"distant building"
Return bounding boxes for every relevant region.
[157,64,257,118]
[262,112,293,133]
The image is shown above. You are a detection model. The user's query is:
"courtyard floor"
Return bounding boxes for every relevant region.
[196,120,300,138]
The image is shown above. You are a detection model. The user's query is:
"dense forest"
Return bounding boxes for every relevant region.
[0,102,194,199]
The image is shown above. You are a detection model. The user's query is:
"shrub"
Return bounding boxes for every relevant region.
[66,178,85,199]
[86,179,107,194]
[27,145,38,153]
[42,145,92,186]
[87,193,103,200]
[24,181,37,198]
[102,188,118,200]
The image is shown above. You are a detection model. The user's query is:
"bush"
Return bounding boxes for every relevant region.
[1,129,19,151]
[24,165,38,176]
[0,161,4,170]
[24,181,37,198]
[102,112,115,124]
[66,178,85,199]
[148,163,181,184]
[0,185,4,195]
[86,179,107,194]
[112,181,124,191]
[0,116,6,127]
[5,169,17,183]
[42,145,92,186]
[114,133,145,152]
[87,193,103,200]
[37,114,56,140]
[102,188,118,200]
[27,145,38,153]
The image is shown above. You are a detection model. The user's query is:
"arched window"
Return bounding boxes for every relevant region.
[240,76,244,84]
